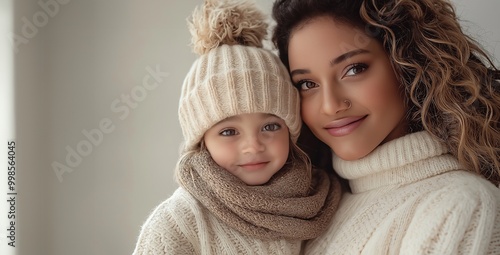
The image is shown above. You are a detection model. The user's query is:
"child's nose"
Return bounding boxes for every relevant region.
[241,135,265,154]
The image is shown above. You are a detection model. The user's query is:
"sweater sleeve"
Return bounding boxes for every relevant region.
[400,176,500,255]
[132,188,200,255]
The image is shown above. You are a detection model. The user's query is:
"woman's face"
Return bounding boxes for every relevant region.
[288,16,407,161]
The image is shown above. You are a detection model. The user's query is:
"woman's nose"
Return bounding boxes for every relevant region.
[320,85,348,115]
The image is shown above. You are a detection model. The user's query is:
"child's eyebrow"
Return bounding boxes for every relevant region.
[220,115,241,122]
[223,113,277,122]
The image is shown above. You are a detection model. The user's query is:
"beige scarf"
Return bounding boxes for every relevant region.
[176,150,341,240]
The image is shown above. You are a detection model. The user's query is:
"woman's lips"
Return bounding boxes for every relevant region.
[324,116,367,137]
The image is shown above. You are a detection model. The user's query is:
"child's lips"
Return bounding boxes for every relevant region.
[239,161,269,171]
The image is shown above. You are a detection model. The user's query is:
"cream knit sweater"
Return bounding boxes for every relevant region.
[305,131,500,255]
[133,188,302,255]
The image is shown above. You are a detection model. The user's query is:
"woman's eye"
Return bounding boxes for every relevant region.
[220,129,237,136]
[295,80,318,91]
[263,123,281,131]
[344,63,368,77]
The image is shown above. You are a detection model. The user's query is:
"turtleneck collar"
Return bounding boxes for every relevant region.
[333,131,462,194]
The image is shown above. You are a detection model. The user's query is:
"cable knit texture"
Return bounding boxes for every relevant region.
[305,131,500,255]
[132,188,302,255]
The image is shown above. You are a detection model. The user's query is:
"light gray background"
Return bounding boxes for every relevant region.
[4,0,499,254]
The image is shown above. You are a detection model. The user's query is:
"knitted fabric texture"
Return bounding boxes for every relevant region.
[132,188,303,255]
[178,44,301,152]
[304,131,500,255]
[176,150,341,240]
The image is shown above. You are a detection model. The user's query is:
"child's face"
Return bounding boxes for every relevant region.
[288,16,408,161]
[203,113,290,186]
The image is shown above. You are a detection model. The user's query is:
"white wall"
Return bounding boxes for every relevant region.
[11,1,51,255]
[8,0,499,255]
[453,0,500,65]
[13,1,199,254]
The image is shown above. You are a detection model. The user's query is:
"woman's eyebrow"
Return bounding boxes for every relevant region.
[329,49,370,66]
[290,49,370,78]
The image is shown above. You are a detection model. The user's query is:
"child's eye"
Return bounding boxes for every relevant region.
[263,123,281,132]
[220,129,238,136]
[344,63,368,77]
[295,80,318,91]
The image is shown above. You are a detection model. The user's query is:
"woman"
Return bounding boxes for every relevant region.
[272,0,500,254]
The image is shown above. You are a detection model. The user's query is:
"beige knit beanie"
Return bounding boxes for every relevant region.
[178,0,301,152]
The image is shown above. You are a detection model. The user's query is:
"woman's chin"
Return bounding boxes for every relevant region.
[332,148,373,161]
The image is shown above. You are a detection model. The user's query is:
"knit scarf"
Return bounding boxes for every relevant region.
[176,150,341,241]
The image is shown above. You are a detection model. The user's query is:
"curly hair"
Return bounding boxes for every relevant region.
[272,0,500,185]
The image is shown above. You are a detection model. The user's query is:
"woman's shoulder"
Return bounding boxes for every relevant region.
[405,170,500,234]
[401,171,500,254]
[429,170,500,198]
[411,170,500,211]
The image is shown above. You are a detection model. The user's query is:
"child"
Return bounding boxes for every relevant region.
[272,0,500,254]
[132,0,340,254]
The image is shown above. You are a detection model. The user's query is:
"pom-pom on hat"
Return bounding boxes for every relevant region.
[178,0,301,152]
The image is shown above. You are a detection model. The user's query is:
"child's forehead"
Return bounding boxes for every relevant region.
[219,113,282,123]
